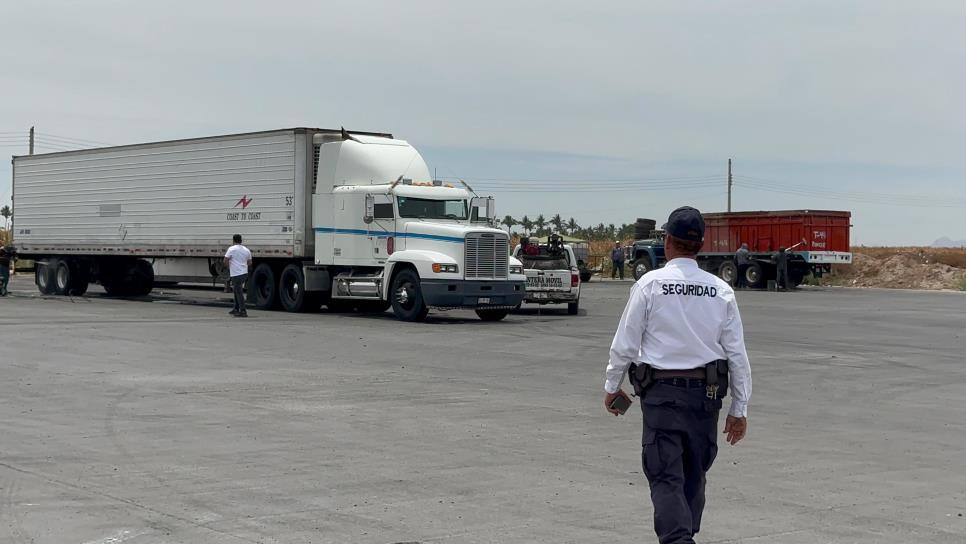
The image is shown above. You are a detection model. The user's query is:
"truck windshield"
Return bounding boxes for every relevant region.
[397,197,468,220]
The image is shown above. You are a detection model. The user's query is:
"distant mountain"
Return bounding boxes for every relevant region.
[932,236,966,248]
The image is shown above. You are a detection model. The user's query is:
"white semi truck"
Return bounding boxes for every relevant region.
[11,127,526,321]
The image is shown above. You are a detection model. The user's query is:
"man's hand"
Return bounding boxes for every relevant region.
[604,389,632,416]
[724,415,747,445]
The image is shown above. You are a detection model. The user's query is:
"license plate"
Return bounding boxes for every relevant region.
[479,297,490,304]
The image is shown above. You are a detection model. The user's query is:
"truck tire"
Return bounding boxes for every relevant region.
[36,260,56,294]
[718,261,737,285]
[67,259,91,296]
[745,262,765,288]
[249,263,279,310]
[476,309,509,321]
[279,264,310,312]
[53,258,72,295]
[567,299,579,315]
[579,269,592,283]
[632,258,652,281]
[130,260,155,296]
[390,268,429,322]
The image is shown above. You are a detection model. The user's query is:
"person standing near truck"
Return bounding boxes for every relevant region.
[775,246,790,290]
[0,247,10,296]
[610,241,625,280]
[224,234,252,317]
[734,242,750,288]
[603,206,752,544]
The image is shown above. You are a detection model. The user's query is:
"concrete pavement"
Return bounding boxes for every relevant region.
[1,274,964,543]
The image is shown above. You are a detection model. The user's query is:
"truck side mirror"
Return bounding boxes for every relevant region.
[363,194,374,224]
[470,196,495,222]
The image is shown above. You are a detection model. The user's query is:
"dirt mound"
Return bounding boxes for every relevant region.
[825,248,966,290]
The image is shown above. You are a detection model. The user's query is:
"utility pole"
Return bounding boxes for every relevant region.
[727,158,732,212]
[29,126,34,155]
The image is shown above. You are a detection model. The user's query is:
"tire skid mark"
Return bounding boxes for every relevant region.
[0,460,258,544]
[0,477,32,544]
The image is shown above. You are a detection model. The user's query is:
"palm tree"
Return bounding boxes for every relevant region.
[608,223,617,240]
[520,215,533,236]
[550,214,564,234]
[0,205,10,231]
[502,215,517,235]
[566,217,579,235]
[534,214,546,237]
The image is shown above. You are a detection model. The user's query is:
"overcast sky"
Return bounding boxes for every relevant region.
[2,0,964,245]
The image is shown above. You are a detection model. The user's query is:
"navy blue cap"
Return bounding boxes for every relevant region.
[665,206,705,242]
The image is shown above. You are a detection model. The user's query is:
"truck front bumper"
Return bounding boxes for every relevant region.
[421,279,526,309]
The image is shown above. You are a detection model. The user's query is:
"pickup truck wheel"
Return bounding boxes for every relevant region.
[249,263,279,310]
[279,264,309,312]
[633,258,652,281]
[718,261,738,285]
[391,269,428,322]
[745,262,765,288]
[567,300,579,315]
[476,309,509,321]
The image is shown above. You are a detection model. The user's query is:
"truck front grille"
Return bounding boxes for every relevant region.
[464,232,509,280]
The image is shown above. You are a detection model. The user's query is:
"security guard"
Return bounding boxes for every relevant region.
[604,206,752,544]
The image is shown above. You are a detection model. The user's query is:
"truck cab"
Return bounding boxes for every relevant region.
[311,135,526,321]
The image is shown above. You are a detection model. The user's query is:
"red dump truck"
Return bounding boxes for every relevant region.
[630,210,852,287]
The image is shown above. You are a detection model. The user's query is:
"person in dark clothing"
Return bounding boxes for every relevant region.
[0,248,10,296]
[775,247,790,290]
[610,241,625,280]
[734,243,750,288]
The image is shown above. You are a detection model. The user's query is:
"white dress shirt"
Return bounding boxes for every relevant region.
[604,258,752,417]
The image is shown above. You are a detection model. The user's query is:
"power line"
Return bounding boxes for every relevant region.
[734,178,965,208]
[35,132,111,146]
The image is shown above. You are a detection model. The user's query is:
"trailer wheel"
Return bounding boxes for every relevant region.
[35,260,56,294]
[718,261,737,285]
[390,268,428,322]
[476,309,509,321]
[53,258,72,295]
[67,260,90,295]
[249,263,279,310]
[632,258,652,281]
[279,264,311,312]
[745,262,765,288]
[130,260,155,297]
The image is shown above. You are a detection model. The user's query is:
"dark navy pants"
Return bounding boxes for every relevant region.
[641,381,722,544]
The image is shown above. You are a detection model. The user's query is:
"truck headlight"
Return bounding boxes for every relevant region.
[432,263,459,274]
[509,265,523,275]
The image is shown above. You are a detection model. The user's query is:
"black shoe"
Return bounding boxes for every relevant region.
[229,309,239,315]
[234,312,248,318]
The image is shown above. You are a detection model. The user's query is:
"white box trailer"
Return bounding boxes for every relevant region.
[12,127,526,321]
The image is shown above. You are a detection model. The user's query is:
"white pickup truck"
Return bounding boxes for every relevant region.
[512,238,581,315]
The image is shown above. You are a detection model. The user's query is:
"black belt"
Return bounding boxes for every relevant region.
[656,377,707,388]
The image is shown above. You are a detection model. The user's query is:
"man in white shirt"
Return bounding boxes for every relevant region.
[224,234,253,317]
[604,206,752,544]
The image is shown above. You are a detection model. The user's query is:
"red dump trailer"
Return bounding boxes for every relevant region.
[630,210,852,287]
[701,210,852,287]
